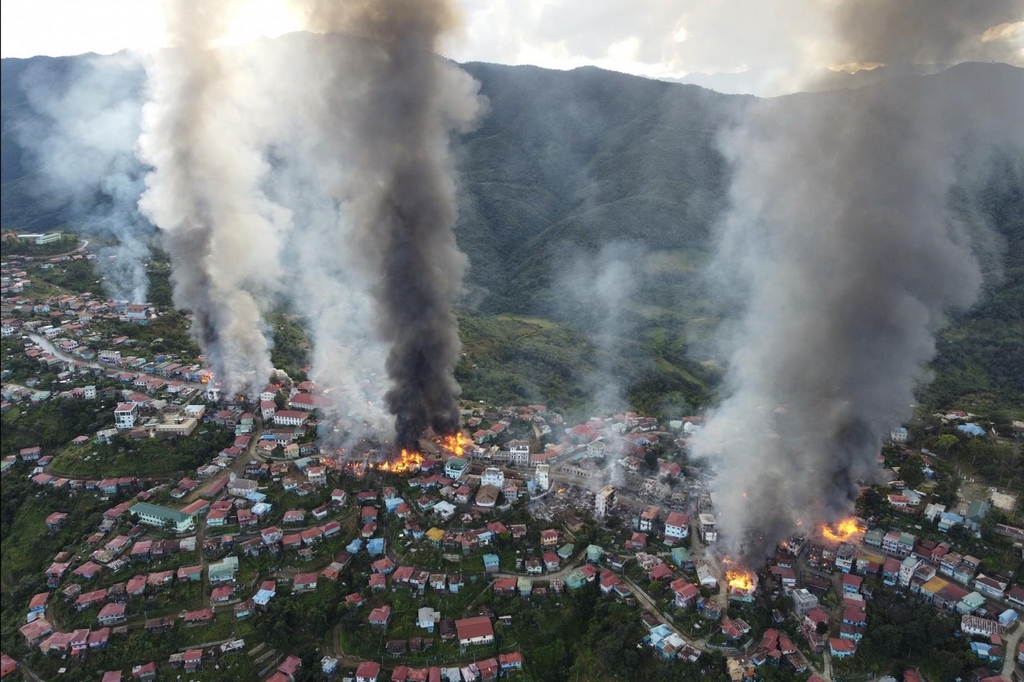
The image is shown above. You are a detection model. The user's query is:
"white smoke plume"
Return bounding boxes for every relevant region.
[136,1,289,398]
[691,0,1024,562]
[15,53,152,303]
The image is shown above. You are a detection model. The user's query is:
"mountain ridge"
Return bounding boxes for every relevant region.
[2,45,1021,414]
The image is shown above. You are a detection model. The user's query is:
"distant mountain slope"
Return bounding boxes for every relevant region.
[2,44,1021,414]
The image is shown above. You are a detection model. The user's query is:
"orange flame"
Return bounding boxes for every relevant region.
[727,570,756,592]
[440,432,470,456]
[377,449,424,474]
[821,517,866,543]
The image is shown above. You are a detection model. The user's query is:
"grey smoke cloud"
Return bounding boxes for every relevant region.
[691,1,1024,562]
[556,242,645,415]
[137,0,288,398]
[300,1,486,450]
[15,53,152,303]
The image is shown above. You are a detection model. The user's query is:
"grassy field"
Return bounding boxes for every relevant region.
[0,484,108,593]
[49,441,184,478]
[177,611,238,647]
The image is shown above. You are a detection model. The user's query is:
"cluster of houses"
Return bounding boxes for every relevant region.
[772,516,1023,666]
[344,652,523,682]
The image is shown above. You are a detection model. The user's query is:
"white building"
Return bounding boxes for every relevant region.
[792,588,819,617]
[445,457,469,480]
[273,410,307,427]
[698,513,718,543]
[84,385,97,400]
[481,467,504,489]
[890,427,909,443]
[114,402,139,430]
[99,349,121,364]
[130,502,197,533]
[508,439,530,466]
[595,485,616,520]
[664,511,690,541]
[18,232,62,244]
[899,557,921,587]
[535,464,550,491]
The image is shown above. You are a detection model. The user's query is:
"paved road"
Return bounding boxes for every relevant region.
[1002,621,1022,679]
[27,332,207,391]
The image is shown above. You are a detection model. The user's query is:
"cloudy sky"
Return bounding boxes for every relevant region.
[3,0,1023,95]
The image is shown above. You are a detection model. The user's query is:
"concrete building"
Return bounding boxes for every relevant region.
[595,485,616,520]
[535,464,550,491]
[481,467,504,489]
[698,513,718,543]
[664,512,690,542]
[445,458,468,481]
[129,502,197,533]
[508,440,530,466]
[792,588,819,618]
[113,402,139,430]
[899,557,921,587]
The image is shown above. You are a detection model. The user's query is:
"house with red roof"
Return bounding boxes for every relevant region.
[625,533,647,551]
[671,578,700,608]
[19,618,53,646]
[183,608,213,626]
[277,655,302,681]
[355,661,382,682]
[211,585,234,603]
[293,573,318,593]
[455,616,494,646]
[829,637,857,657]
[368,605,392,627]
[842,573,863,594]
[45,512,68,531]
[98,602,127,626]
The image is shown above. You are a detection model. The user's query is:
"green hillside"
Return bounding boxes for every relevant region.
[2,50,1022,416]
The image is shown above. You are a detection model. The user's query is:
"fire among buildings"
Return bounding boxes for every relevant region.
[439,432,470,456]
[377,449,424,474]
[727,569,756,597]
[820,517,866,544]
[722,557,757,600]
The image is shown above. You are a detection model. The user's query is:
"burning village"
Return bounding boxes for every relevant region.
[2,1,1024,682]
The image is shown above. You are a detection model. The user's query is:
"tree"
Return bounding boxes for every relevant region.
[900,455,925,489]
[935,434,959,456]
[934,473,960,507]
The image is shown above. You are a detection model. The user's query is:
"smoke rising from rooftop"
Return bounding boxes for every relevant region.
[137,0,288,398]
[300,1,485,449]
[691,0,1024,562]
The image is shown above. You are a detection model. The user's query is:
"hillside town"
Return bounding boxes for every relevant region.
[2,242,1023,682]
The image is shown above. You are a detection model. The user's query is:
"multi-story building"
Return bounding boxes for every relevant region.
[481,467,504,489]
[792,588,819,618]
[445,457,469,481]
[899,557,921,587]
[534,464,550,491]
[508,440,530,466]
[595,485,616,520]
[665,512,690,542]
[699,513,718,543]
[114,402,139,430]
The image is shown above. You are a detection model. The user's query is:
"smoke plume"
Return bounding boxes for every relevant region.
[301,1,485,449]
[137,1,288,397]
[15,53,152,303]
[692,0,1024,561]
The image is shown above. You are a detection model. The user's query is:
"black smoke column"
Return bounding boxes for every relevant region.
[304,0,485,449]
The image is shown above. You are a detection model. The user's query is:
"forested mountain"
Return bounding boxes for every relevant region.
[2,43,1021,415]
